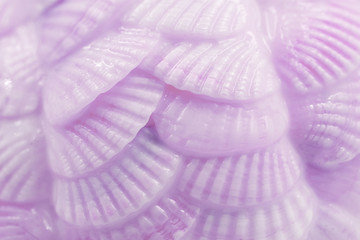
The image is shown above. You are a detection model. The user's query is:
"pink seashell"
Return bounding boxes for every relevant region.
[43,27,160,126]
[0,116,50,203]
[178,138,302,209]
[153,88,289,157]
[46,74,164,177]
[185,184,315,240]
[122,0,258,40]
[0,23,42,117]
[273,0,360,93]
[141,32,279,101]
[52,128,182,227]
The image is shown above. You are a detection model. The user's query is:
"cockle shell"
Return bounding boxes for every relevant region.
[43,27,160,126]
[274,0,360,93]
[53,128,182,227]
[46,74,164,177]
[153,88,289,157]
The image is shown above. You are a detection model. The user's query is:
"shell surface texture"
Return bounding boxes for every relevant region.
[1,0,360,239]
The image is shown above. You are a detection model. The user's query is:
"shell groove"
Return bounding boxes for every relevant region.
[46,75,164,177]
[0,24,42,117]
[153,88,289,157]
[43,27,160,126]
[122,0,256,40]
[178,138,302,209]
[185,183,315,240]
[82,197,198,240]
[52,127,183,227]
[289,79,360,168]
[39,0,140,62]
[141,32,279,101]
[273,0,360,93]
[0,116,49,202]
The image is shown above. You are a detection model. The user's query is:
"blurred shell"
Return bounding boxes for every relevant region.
[53,128,182,227]
[185,183,315,240]
[122,0,257,40]
[307,203,360,240]
[153,88,289,157]
[0,116,50,202]
[141,32,279,101]
[0,23,42,117]
[82,197,198,240]
[43,27,160,126]
[39,0,139,62]
[178,139,302,209]
[289,78,360,168]
[46,74,164,177]
[273,0,360,93]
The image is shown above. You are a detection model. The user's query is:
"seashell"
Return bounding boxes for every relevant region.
[140,32,279,101]
[52,127,183,227]
[153,88,289,157]
[82,197,198,240]
[0,23,42,117]
[273,0,360,93]
[185,183,315,240]
[39,0,140,62]
[289,79,360,168]
[43,27,160,126]
[307,203,360,240]
[0,116,50,203]
[122,0,258,40]
[46,74,164,177]
[178,138,302,209]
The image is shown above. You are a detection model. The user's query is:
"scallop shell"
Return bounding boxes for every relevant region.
[178,138,302,209]
[53,127,182,227]
[0,23,42,117]
[289,79,360,168]
[43,27,160,126]
[273,0,360,93]
[307,203,360,240]
[122,0,257,40]
[185,184,315,240]
[82,197,198,240]
[153,88,289,157]
[46,74,164,177]
[140,32,279,101]
[39,0,139,62]
[0,116,49,202]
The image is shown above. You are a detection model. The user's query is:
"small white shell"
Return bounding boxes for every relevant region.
[0,116,49,203]
[123,0,257,40]
[153,88,289,157]
[185,184,315,240]
[53,128,182,227]
[46,74,164,177]
[43,27,160,126]
[178,139,302,209]
[141,33,279,101]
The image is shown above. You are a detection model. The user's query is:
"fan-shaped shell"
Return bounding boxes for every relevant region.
[0,116,49,202]
[178,138,302,209]
[0,23,42,117]
[39,0,140,62]
[46,74,164,177]
[153,88,289,157]
[185,183,315,240]
[53,127,183,227]
[82,197,198,240]
[122,0,258,40]
[43,27,160,126]
[307,203,360,240]
[289,79,360,168]
[140,32,279,101]
[273,0,360,93]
